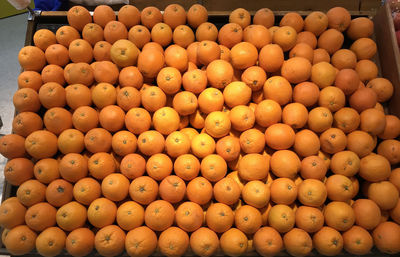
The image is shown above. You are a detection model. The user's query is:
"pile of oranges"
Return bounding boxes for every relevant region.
[1,3,400,257]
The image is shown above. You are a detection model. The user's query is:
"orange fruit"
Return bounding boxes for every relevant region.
[327,7,351,32]
[220,228,248,256]
[206,202,234,233]
[229,8,251,28]
[13,87,41,113]
[196,22,218,42]
[65,228,95,257]
[295,206,324,233]
[4,158,34,186]
[56,25,80,47]
[35,227,66,257]
[187,4,208,28]
[273,26,297,52]
[18,46,46,72]
[125,226,157,257]
[265,123,295,150]
[94,225,126,257]
[118,5,140,29]
[218,23,243,49]
[0,133,26,159]
[313,226,344,256]
[253,227,283,257]
[116,201,144,231]
[55,201,87,231]
[67,6,92,31]
[304,11,328,36]
[0,197,26,229]
[268,204,295,233]
[129,176,159,205]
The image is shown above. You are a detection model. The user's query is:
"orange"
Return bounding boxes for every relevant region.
[304,11,328,36]
[350,37,377,60]
[73,177,101,206]
[84,128,112,153]
[72,106,99,133]
[82,23,103,46]
[4,225,37,255]
[158,227,189,257]
[25,202,56,232]
[297,31,318,49]
[295,206,324,233]
[101,173,130,201]
[128,25,151,49]
[18,46,46,72]
[93,41,112,61]
[313,48,331,64]
[65,84,92,110]
[238,153,269,181]
[87,197,117,228]
[59,153,88,182]
[159,175,186,203]
[254,99,282,128]
[144,200,175,231]
[35,227,66,257]
[182,69,208,94]
[33,158,59,185]
[88,152,116,179]
[204,111,231,138]
[220,228,248,256]
[253,227,283,257]
[190,227,218,257]
[64,62,94,86]
[216,135,241,162]
[319,128,347,154]
[191,133,216,158]
[13,88,41,112]
[373,222,400,254]
[16,179,46,206]
[258,44,284,73]
[186,176,212,205]
[265,123,295,150]
[327,6,351,31]
[297,179,327,207]
[0,134,26,159]
[55,25,80,47]
[93,61,119,84]
[324,201,355,231]
[125,227,158,257]
[343,226,373,255]
[41,64,65,85]
[94,225,126,257]
[25,130,58,159]
[38,82,66,109]
[198,87,224,114]
[157,67,182,95]
[65,228,95,257]
[197,40,220,66]
[145,153,173,181]
[110,39,139,67]
[118,5,140,29]
[218,23,243,49]
[55,201,87,231]
[44,44,69,67]
[223,81,252,108]
[175,202,203,232]
[263,76,292,106]
[141,85,167,112]
[234,205,262,234]
[196,22,218,42]
[318,29,344,54]
[91,82,117,109]
[307,107,333,133]
[284,228,313,257]
[206,202,234,233]
[4,158,34,186]
[93,5,116,28]
[11,112,43,138]
[129,176,158,205]
[68,39,93,63]
[125,107,151,135]
[273,26,297,52]
[173,25,195,48]
[331,49,357,70]
[206,59,234,89]
[18,70,42,91]
[243,24,271,50]
[165,131,191,158]
[137,130,165,156]
[98,105,125,132]
[230,42,258,70]
[270,178,298,205]
[0,197,26,229]
[43,107,73,135]
[229,8,251,28]
[67,6,92,31]
[116,201,144,231]
[268,204,295,233]
[45,179,73,207]
[214,177,241,205]
[313,226,344,256]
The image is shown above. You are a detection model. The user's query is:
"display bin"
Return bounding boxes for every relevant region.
[0,1,399,256]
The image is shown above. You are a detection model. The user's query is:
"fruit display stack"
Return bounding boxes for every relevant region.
[0,3,400,257]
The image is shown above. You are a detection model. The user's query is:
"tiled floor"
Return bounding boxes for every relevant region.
[0,13,29,201]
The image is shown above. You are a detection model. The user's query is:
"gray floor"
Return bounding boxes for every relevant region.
[0,13,29,202]
[0,13,28,135]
